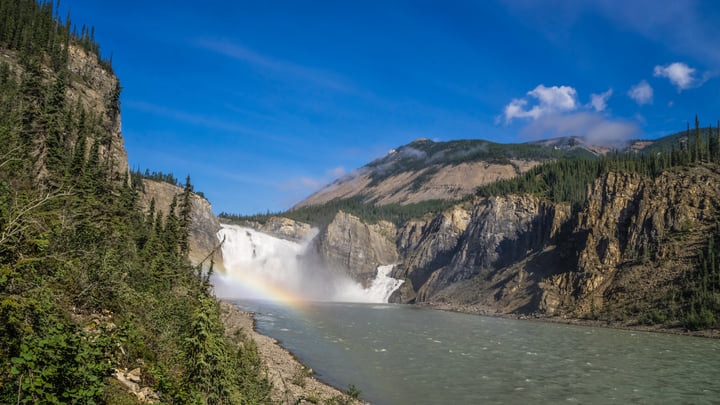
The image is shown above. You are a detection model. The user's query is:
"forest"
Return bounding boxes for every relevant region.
[0,1,271,403]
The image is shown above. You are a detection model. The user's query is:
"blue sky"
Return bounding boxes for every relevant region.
[60,0,720,215]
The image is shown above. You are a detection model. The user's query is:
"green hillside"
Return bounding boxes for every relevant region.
[0,1,271,403]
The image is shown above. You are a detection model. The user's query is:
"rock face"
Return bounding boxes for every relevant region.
[307,165,720,321]
[392,206,472,302]
[314,211,398,286]
[541,167,720,317]
[0,45,128,182]
[137,179,222,268]
[256,216,316,243]
[387,195,570,309]
[66,45,128,177]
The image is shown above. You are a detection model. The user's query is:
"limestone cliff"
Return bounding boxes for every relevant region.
[313,211,398,286]
[137,179,222,268]
[541,166,720,318]
[388,194,570,311]
[308,165,720,325]
[256,216,316,243]
[0,45,128,182]
[66,45,128,177]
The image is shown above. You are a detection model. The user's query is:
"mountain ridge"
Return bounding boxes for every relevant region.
[294,135,659,210]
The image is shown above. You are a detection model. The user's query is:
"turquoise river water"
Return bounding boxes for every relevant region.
[232,300,720,405]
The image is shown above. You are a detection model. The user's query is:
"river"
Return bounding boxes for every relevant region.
[231,299,720,405]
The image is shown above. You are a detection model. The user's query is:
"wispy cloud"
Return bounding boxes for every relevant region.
[502,85,578,123]
[521,112,640,146]
[278,166,349,205]
[126,100,283,140]
[506,1,720,69]
[589,89,613,112]
[592,1,720,68]
[653,62,701,91]
[194,38,353,92]
[627,80,653,105]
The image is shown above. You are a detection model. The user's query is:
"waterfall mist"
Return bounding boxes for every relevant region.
[212,225,403,303]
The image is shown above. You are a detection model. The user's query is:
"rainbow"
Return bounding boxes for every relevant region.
[213,269,311,311]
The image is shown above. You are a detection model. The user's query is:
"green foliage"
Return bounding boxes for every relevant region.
[221,197,457,228]
[0,0,111,72]
[678,232,720,330]
[346,384,361,399]
[131,167,182,187]
[9,320,112,404]
[0,3,273,402]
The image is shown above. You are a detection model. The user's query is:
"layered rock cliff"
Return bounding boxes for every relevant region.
[313,211,398,286]
[308,165,720,325]
[137,179,222,267]
[0,44,128,182]
[542,166,720,318]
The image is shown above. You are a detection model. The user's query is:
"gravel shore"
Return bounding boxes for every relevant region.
[219,301,366,405]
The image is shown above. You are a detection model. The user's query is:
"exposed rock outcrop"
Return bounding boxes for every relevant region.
[0,45,128,182]
[391,206,471,302]
[542,167,720,317]
[309,165,720,324]
[137,179,223,268]
[387,195,570,309]
[66,45,128,177]
[257,216,316,243]
[314,211,398,286]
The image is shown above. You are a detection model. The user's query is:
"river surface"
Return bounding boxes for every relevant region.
[231,300,720,405]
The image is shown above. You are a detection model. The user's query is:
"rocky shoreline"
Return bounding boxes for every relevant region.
[219,301,366,405]
[421,302,720,339]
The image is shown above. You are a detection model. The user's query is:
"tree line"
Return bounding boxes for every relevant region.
[477,116,720,210]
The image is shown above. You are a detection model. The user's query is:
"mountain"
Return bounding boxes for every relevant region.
[295,137,595,208]
[273,126,720,334]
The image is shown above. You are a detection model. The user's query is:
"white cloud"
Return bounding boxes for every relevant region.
[627,80,653,105]
[521,112,640,146]
[589,89,613,112]
[653,62,697,91]
[327,166,347,178]
[503,85,578,122]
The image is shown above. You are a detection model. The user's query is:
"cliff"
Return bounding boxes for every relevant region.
[309,164,720,328]
[137,179,223,268]
[0,44,128,183]
[542,166,720,319]
[314,211,398,286]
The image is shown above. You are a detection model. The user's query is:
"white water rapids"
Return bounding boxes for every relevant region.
[212,225,403,303]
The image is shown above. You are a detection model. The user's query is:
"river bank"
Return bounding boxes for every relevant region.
[421,301,720,339]
[219,301,366,405]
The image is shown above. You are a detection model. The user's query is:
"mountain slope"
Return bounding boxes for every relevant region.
[295,137,592,208]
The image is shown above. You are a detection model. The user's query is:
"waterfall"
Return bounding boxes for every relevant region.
[212,224,403,303]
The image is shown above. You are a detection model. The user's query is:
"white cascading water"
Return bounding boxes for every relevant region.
[212,224,403,303]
